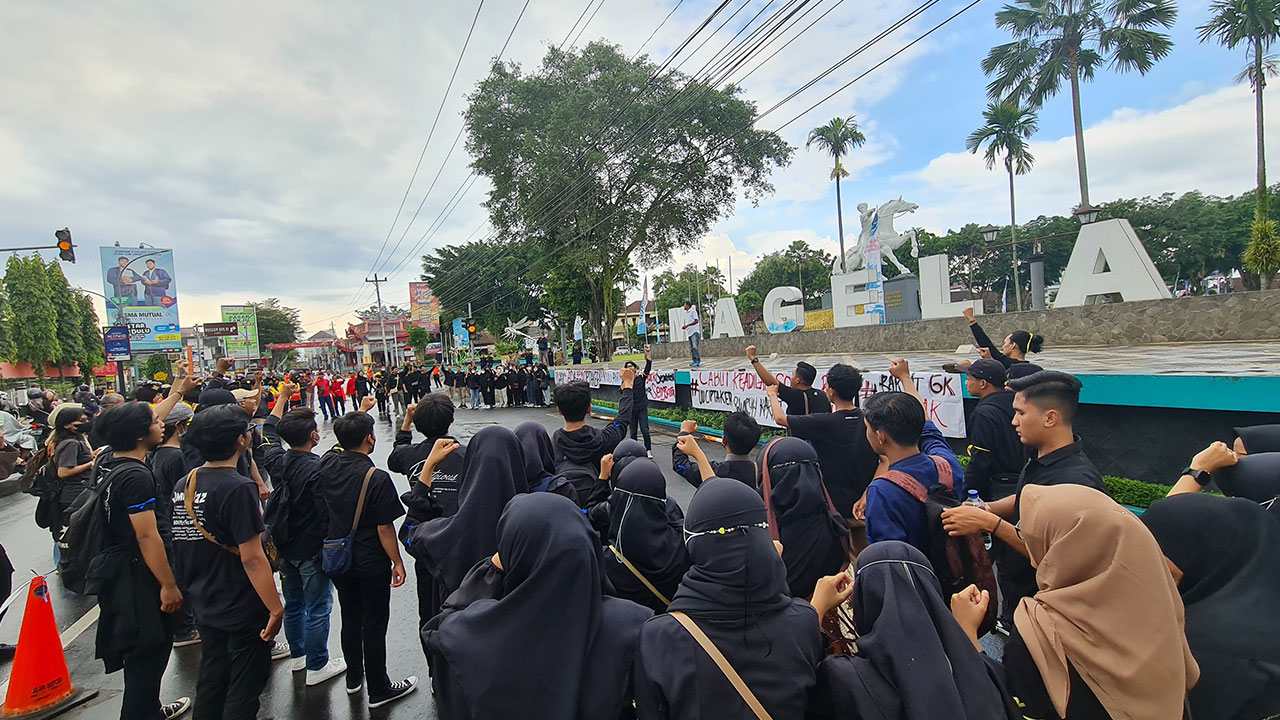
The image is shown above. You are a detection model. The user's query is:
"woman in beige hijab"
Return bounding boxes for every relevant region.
[998,484,1199,720]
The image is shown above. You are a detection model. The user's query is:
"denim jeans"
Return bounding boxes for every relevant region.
[688,332,701,364]
[527,384,537,405]
[318,395,334,419]
[470,388,481,407]
[278,558,334,671]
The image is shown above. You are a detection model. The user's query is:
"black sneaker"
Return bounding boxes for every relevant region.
[161,697,192,719]
[368,677,418,709]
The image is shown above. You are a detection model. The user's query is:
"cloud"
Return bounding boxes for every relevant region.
[898,84,1276,234]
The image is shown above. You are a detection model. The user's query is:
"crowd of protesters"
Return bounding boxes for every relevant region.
[3,311,1278,720]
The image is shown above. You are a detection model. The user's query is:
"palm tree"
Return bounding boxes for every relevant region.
[807,117,866,272]
[982,0,1177,207]
[967,101,1039,312]
[1199,0,1280,217]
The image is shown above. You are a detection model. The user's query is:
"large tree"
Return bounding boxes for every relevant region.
[464,41,791,359]
[807,116,866,272]
[3,254,59,379]
[982,0,1176,207]
[247,298,303,367]
[421,238,547,337]
[75,293,104,381]
[737,241,833,310]
[967,100,1038,310]
[45,260,85,378]
[0,283,13,363]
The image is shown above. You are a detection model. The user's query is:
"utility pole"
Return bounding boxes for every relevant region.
[366,276,391,369]
[467,301,475,364]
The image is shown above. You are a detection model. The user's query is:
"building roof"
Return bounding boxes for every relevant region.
[618,299,656,315]
[307,330,337,341]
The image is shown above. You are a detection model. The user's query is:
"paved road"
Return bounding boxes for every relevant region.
[0,401,705,720]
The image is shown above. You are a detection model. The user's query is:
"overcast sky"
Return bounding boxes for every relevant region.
[0,0,1268,334]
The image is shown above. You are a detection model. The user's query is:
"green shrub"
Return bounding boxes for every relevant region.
[1103,475,1174,509]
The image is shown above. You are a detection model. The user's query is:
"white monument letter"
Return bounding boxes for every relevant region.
[667,307,687,342]
[711,297,744,338]
[920,254,982,320]
[763,286,806,333]
[831,269,882,328]
[1055,219,1170,306]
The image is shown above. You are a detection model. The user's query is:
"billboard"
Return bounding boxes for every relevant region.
[409,282,440,333]
[220,305,260,361]
[452,317,468,349]
[99,246,181,351]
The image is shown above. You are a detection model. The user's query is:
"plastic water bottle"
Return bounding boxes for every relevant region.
[964,490,992,550]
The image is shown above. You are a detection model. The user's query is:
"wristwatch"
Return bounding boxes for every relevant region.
[1181,467,1212,486]
[749,357,760,364]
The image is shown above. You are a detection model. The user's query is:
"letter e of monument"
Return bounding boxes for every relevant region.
[831,269,881,328]
[763,286,806,333]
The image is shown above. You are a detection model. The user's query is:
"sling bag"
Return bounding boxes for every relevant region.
[607,544,670,607]
[669,611,772,720]
[183,468,278,570]
[320,467,375,576]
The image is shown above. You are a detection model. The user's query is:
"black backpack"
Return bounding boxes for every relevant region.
[22,447,63,530]
[262,456,295,548]
[555,458,601,509]
[58,453,114,595]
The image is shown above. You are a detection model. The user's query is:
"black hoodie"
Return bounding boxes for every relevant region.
[552,390,633,503]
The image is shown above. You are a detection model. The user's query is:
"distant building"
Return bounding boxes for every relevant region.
[613,299,657,347]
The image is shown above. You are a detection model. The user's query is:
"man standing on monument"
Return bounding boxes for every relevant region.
[681,301,702,367]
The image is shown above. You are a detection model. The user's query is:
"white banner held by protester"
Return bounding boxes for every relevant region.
[555,367,676,403]
[689,368,966,438]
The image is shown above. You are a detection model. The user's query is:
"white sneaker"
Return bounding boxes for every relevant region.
[306,657,348,687]
[270,641,290,661]
[290,656,306,673]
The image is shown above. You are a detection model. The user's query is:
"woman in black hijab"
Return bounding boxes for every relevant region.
[1234,424,1280,455]
[587,439,655,535]
[1141,493,1280,720]
[761,437,850,599]
[634,479,826,720]
[513,421,577,502]
[604,460,690,612]
[407,426,524,597]
[819,541,1016,720]
[425,493,652,720]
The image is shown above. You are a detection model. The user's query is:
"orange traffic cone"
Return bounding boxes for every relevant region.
[1,574,96,718]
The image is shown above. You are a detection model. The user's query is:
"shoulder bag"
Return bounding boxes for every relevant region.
[668,611,772,720]
[183,468,279,570]
[321,467,376,576]
[608,545,670,607]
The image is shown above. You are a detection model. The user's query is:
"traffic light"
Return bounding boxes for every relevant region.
[466,319,476,336]
[55,228,74,263]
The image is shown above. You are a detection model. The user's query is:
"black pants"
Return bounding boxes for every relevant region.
[376,395,388,415]
[629,407,651,450]
[194,625,270,720]
[412,560,438,659]
[332,570,392,696]
[122,639,172,720]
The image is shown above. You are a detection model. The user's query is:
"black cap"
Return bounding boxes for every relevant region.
[953,358,1007,386]
[198,388,237,408]
[1006,362,1044,382]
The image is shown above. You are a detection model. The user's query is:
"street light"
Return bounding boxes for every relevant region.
[1073,204,1100,225]
[979,224,999,243]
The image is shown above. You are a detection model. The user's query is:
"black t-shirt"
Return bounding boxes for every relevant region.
[786,409,879,518]
[1012,440,1107,523]
[148,445,189,531]
[777,383,831,417]
[318,451,405,577]
[55,438,93,507]
[1002,627,1110,720]
[388,431,466,517]
[171,466,268,633]
[102,455,165,550]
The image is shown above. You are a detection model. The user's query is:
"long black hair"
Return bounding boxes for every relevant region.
[1008,330,1045,355]
[48,406,88,450]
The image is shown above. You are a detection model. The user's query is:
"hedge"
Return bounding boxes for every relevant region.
[592,400,1179,508]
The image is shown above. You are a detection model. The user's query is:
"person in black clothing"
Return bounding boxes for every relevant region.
[962,306,1044,369]
[532,364,551,406]
[388,394,467,635]
[941,370,1109,628]
[149,402,198,646]
[260,387,345,686]
[96,385,195,720]
[317,410,416,708]
[768,363,879,548]
[746,345,831,420]
[354,372,371,403]
[551,370,635,503]
[465,366,482,410]
[623,345,653,452]
[49,404,94,561]
[373,373,389,417]
[952,359,1023,501]
[672,411,761,488]
[537,334,550,364]
[172,404,284,720]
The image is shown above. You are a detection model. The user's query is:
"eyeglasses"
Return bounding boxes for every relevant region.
[683,521,768,542]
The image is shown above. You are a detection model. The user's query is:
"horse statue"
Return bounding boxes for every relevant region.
[832,196,921,276]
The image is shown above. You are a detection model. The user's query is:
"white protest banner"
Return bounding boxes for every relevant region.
[690,367,966,438]
[555,367,677,404]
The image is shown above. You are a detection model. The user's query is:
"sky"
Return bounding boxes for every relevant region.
[0,0,1270,335]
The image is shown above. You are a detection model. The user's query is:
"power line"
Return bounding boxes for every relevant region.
[560,0,598,48]
[632,0,685,60]
[569,0,608,48]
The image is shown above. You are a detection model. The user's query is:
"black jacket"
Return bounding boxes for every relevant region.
[964,390,1024,500]
[260,416,327,561]
[389,430,466,517]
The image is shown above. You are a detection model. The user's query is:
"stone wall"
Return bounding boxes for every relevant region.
[652,289,1280,358]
